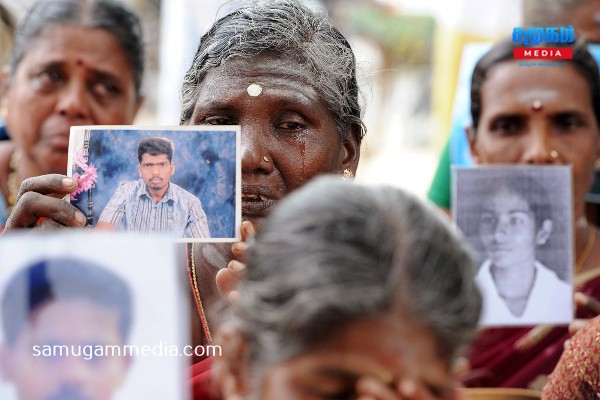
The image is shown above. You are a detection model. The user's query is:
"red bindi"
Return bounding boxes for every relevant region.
[75,58,84,66]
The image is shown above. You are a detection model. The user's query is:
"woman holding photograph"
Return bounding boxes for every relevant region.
[0,0,144,224]
[475,175,571,325]
[460,38,600,389]
[178,0,361,360]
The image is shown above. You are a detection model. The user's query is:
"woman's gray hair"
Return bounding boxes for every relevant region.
[9,0,144,99]
[233,176,481,371]
[180,0,365,142]
[0,3,15,69]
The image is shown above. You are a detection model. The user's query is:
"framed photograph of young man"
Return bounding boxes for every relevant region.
[68,126,241,242]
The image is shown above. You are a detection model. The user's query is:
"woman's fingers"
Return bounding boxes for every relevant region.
[568,319,589,336]
[357,376,401,400]
[357,377,446,400]
[568,292,600,335]
[231,241,248,259]
[6,191,86,229]
[215,260,246,301]
[5,175,86,230]
[574,292,600,315]
[231,221,255,259]
[240,220,255,241]
[219,221,255,302]
[16,175,78,200]
[396,378,444,400]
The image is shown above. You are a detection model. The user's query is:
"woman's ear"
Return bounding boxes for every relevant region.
[595,132,600,163]
[340,125,362,176]
[214,324,251,399]
[536,220,553,245]
[466,125,479,164]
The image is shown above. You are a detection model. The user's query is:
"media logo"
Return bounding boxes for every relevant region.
[512,26,574,61]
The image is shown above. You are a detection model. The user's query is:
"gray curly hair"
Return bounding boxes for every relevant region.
[233,177,481,374]
[180,0,365,142]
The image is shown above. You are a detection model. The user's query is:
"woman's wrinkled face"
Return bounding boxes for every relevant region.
[188,55,359,227]
[256,313,454,400]
[2,24,141,175]
[469,61,600,221]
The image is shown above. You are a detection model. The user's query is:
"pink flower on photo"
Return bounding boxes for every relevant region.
[71,151,98,201]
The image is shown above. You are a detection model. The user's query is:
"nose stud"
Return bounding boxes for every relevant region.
[262,156,270,163]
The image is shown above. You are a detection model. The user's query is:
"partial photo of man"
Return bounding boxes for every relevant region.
[0,257,133,400]
[97,137,210,238]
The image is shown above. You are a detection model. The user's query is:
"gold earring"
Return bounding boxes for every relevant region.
[595,158,600,170]
[342,168,353,180]
[549,149,559,159]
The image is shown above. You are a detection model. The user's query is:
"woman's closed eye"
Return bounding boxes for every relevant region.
[275,112,310,135]
[33,68,65,92]
[278,121,306,130]
[553,113,586,131]
[200,115,237,125]
[300,384,357,400]
[489,116,525,136]
[90,79,121,102]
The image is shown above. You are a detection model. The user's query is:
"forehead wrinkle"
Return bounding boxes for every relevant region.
[27,56,124,85]
[197,79,322,112]
[517,89,560,103]
[485,64,591,108]
[206,58,323,105]
[207,75,319,102]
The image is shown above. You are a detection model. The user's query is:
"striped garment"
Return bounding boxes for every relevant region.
[98,179,210,238]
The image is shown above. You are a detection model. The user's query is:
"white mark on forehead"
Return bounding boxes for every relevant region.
[518,89,558,103]
[247,83,263,97]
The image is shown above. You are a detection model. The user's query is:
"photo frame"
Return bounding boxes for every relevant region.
[0,232,188,400]
[453,165,573,326]
[68,126,241,243]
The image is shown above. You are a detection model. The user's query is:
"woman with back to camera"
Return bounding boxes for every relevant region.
[460,38,600,389]
[0,0,144,225]
[209,177,481,400]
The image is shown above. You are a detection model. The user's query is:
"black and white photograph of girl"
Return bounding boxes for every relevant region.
[454,165,573,326]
